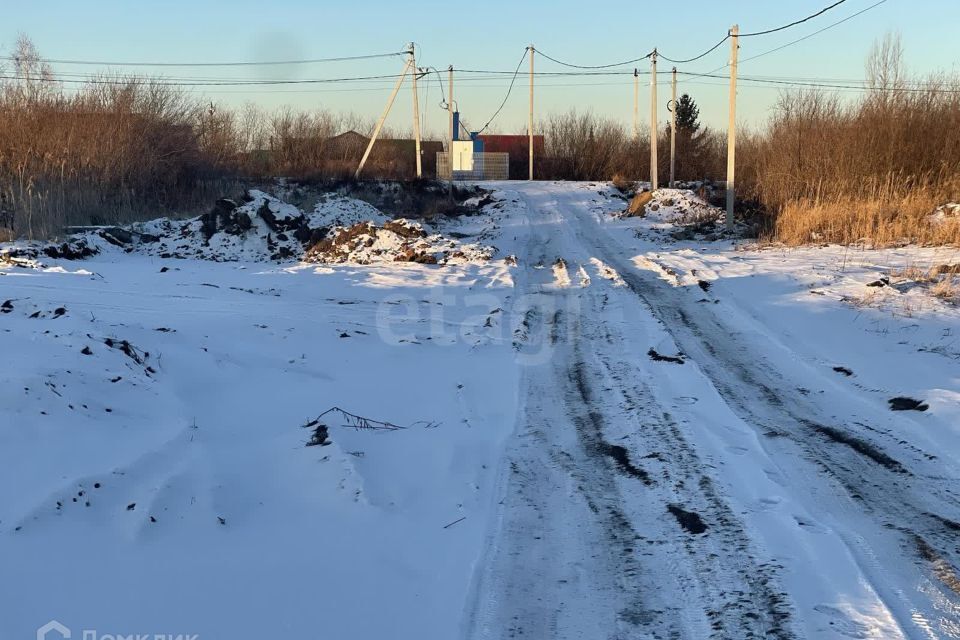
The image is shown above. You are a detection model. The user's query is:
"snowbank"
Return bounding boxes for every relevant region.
[0,189,498,266]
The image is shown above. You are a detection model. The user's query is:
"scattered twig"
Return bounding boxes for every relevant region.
[410,420,442,429]
[443,516,467,529]
[314,406,406,431]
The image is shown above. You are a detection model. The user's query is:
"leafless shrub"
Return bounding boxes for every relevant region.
[741,33,960,246]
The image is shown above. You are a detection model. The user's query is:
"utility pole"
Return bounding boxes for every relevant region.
[448,65,454,143]
[410,43,422,179]
[726,25,739,231]
[650,49,658,190]
[633,68,639,141]
[528,45,535,181]
[670,66,677,188]
[356,58,412,179]
[447,65,455,193]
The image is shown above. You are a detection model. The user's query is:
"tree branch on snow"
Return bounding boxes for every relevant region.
[310,406,407,431]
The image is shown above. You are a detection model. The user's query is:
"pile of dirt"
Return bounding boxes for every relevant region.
[304,218,494,265]
[306,179,491,220]
[126,190,327,262]
[618,188,732,240]
[0,236,101,268]
[0,188,498,267]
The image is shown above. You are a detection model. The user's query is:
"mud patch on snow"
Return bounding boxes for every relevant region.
[648,348,685,364]
[667,504,708,534]
[304,219,493,265]
[915,535,960,596]
[888,397,928,412]
[598,441,653,485]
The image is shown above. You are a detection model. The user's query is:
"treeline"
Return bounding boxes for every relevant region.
[1,34,958,245]
[0,37,410,238]
[738,34,960,244]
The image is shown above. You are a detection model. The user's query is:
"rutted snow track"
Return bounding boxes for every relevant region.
[464,183,960,640]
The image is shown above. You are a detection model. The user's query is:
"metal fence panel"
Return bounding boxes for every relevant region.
[436,152,510,181]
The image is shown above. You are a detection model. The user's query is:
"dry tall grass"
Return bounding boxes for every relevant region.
[769,182,960,246]
[741,33,960,246]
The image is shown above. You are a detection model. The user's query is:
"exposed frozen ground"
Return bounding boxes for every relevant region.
[1,182,959,639]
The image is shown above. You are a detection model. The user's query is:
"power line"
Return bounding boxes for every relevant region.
[533,49,651,69]
[0,51,407,68]
[678,0,889,85]
[657,34,731,64]
[420,66,450,110]
[0,72,406,87]
[11,67,953,94]
[657,0,854,66]
[678,71,960,93]
[452,68,650,77]
[739,0,849,37]
[475,48,529,134]
[8,67,649,85]
[740,0,888,63]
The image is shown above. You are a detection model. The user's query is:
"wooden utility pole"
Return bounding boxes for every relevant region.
[649,49,658,190]
[670,67,677,188]
[633,69,639,141]
[410,44,422,179]
[448,65,454,143]
[726,25,739,230]
[528,45,535,181]
[356,58,412,178]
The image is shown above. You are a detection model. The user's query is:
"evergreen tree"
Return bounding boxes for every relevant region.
[670,94,706,180]
[675,94,700,133]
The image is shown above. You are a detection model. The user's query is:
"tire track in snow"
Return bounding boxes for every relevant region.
[568,194,960,639]
[466,185,795,640]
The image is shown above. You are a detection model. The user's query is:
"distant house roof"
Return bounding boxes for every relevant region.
[327,131,444,172]
[328,131,443,152]
[326,130,370,150]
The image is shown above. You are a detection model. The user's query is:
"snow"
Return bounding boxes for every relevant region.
[306,192,390,228]
[2,181,959,639]
[0,255,519,639]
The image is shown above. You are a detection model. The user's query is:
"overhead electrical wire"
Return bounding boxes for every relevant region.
[0,0,916,107]
[474,48,528,134]
[677,0,890,85]
[0,72,406,87]
[10,66,950,94]
[660,0,857,67]
[677,71,960,93]
[739,0,848,37]
[534,48,651,69]
[657,34,731,64]
[0,51,407,68]
[740,0,888,63]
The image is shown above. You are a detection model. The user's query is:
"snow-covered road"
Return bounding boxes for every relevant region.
[465,182,960,640]
[2,181,958,639]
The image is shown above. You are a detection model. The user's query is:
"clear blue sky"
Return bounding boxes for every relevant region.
[3,0,958,136]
